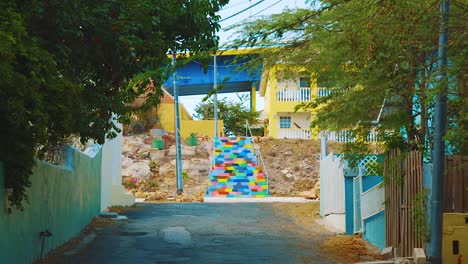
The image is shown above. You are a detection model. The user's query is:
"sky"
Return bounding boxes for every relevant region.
[179,0,311,118]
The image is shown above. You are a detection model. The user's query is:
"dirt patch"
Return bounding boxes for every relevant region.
[256,138,343,197]
[36,217,120,264]
[108,205,144,214]
[267,202,382,263]
[322,235,383,263]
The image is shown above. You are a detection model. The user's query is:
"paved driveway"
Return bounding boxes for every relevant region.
[52,202,338,264]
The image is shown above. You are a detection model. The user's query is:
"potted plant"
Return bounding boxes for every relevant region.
[186,133,198,146]
[152,138,165,149]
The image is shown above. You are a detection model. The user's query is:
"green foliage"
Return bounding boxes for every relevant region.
[149,161,159,171]
[182,170,189,180]
[230,0,466,155]
[194,94,260,136]
[0,0,228,211]
[413,189,431,242]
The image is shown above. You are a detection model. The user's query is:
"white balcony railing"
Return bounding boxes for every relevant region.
[278,129,312,139]
[317,87,331,98]
[319,130,380,143]
[276,88,311,102]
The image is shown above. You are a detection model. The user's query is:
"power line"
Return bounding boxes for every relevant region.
[220,0,267,22]
[221,0,252,11]
[249,0,283,18]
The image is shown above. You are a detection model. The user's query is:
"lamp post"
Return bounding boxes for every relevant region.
[172,51,183,195]
[213,54,218,138]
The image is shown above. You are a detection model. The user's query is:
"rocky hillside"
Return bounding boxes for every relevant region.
[120,134,341,201]
[121,133,212,201]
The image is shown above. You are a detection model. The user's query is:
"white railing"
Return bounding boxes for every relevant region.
[317,87,331,98]
[361,182,385,220]
[278,129,312,139]
[276,88,311,102]
[245,121,270,195]
[319,130,380,143]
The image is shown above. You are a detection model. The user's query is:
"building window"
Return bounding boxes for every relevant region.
[300,77,310,88]
[279,116,291,128]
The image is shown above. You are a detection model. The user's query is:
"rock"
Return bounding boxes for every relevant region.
[122,161,151,179]
[176,193,191,202]
[299,190,317,199]
[413,248,426,264]
[122,155,134,169]
[381,246,394,260]
[167,145,196,157]
[145,191,167,201]
[281,169,289,175]
[149,148,165,160]
[285,173,294,179]
[159,163,175,176]
[284,150,293,156]
[192,189,205,202]
[195,141,212,157]
[134,191,146,198]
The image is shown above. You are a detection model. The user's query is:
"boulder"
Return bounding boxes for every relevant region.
[149,148,165,160]
[299,190,317,199]
[167,145,196,157]
[122,160,151,179]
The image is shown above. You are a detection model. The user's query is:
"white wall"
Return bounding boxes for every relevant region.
[320,153,346,217]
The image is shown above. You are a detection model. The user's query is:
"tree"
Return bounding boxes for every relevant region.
[0,0,228,211]
[194,95,260,136]
[229,0,467,156]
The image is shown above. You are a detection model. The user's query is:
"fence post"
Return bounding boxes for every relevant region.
[321,132,328,159]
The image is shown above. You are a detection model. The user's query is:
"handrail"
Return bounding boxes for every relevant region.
[245,120,270,195]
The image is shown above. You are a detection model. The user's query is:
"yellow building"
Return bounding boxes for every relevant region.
[130,87,223,139]
[156,89,224,139]
[259,65,326,139]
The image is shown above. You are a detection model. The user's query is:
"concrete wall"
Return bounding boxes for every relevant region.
[0,146,102,264]
[443,213,468,263]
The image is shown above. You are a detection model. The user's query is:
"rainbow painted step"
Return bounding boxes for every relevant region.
[206,137,269,198]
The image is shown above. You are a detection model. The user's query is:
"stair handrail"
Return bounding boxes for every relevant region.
[245,120,270,195]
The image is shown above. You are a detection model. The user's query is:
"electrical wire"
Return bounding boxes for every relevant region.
[221,0,252,11]
[248,0,283,18]
[219,0,267,22]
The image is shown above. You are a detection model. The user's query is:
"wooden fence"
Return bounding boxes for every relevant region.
[385,149,424,257]
[444,156,468,213]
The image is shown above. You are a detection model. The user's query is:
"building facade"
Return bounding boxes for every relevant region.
[260,65,327,139]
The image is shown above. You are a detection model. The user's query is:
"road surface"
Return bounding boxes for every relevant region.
[48,202,339,263]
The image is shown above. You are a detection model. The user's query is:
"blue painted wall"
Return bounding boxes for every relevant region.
[0,146,102,264]
[363,211,386,249]
[345,176,354,234]
[345,175,383,235]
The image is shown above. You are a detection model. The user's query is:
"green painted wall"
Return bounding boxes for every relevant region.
[0,146,102,264]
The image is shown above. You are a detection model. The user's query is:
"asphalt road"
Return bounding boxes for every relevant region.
[52,202,338,264]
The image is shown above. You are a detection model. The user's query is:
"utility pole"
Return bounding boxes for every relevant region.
[172,51,183,195]
[429,1,450,263]
[214,54,218,138]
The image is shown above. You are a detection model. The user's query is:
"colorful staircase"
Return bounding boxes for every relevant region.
[206,137,269,198]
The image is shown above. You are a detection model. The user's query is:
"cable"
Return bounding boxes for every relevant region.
[219,0,267,22]
[249,0,283,18]
[221,0,252,11]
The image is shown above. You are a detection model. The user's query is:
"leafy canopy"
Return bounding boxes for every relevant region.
[229,0,467,155]
[0,0,228,211]
[194,94,260,136]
